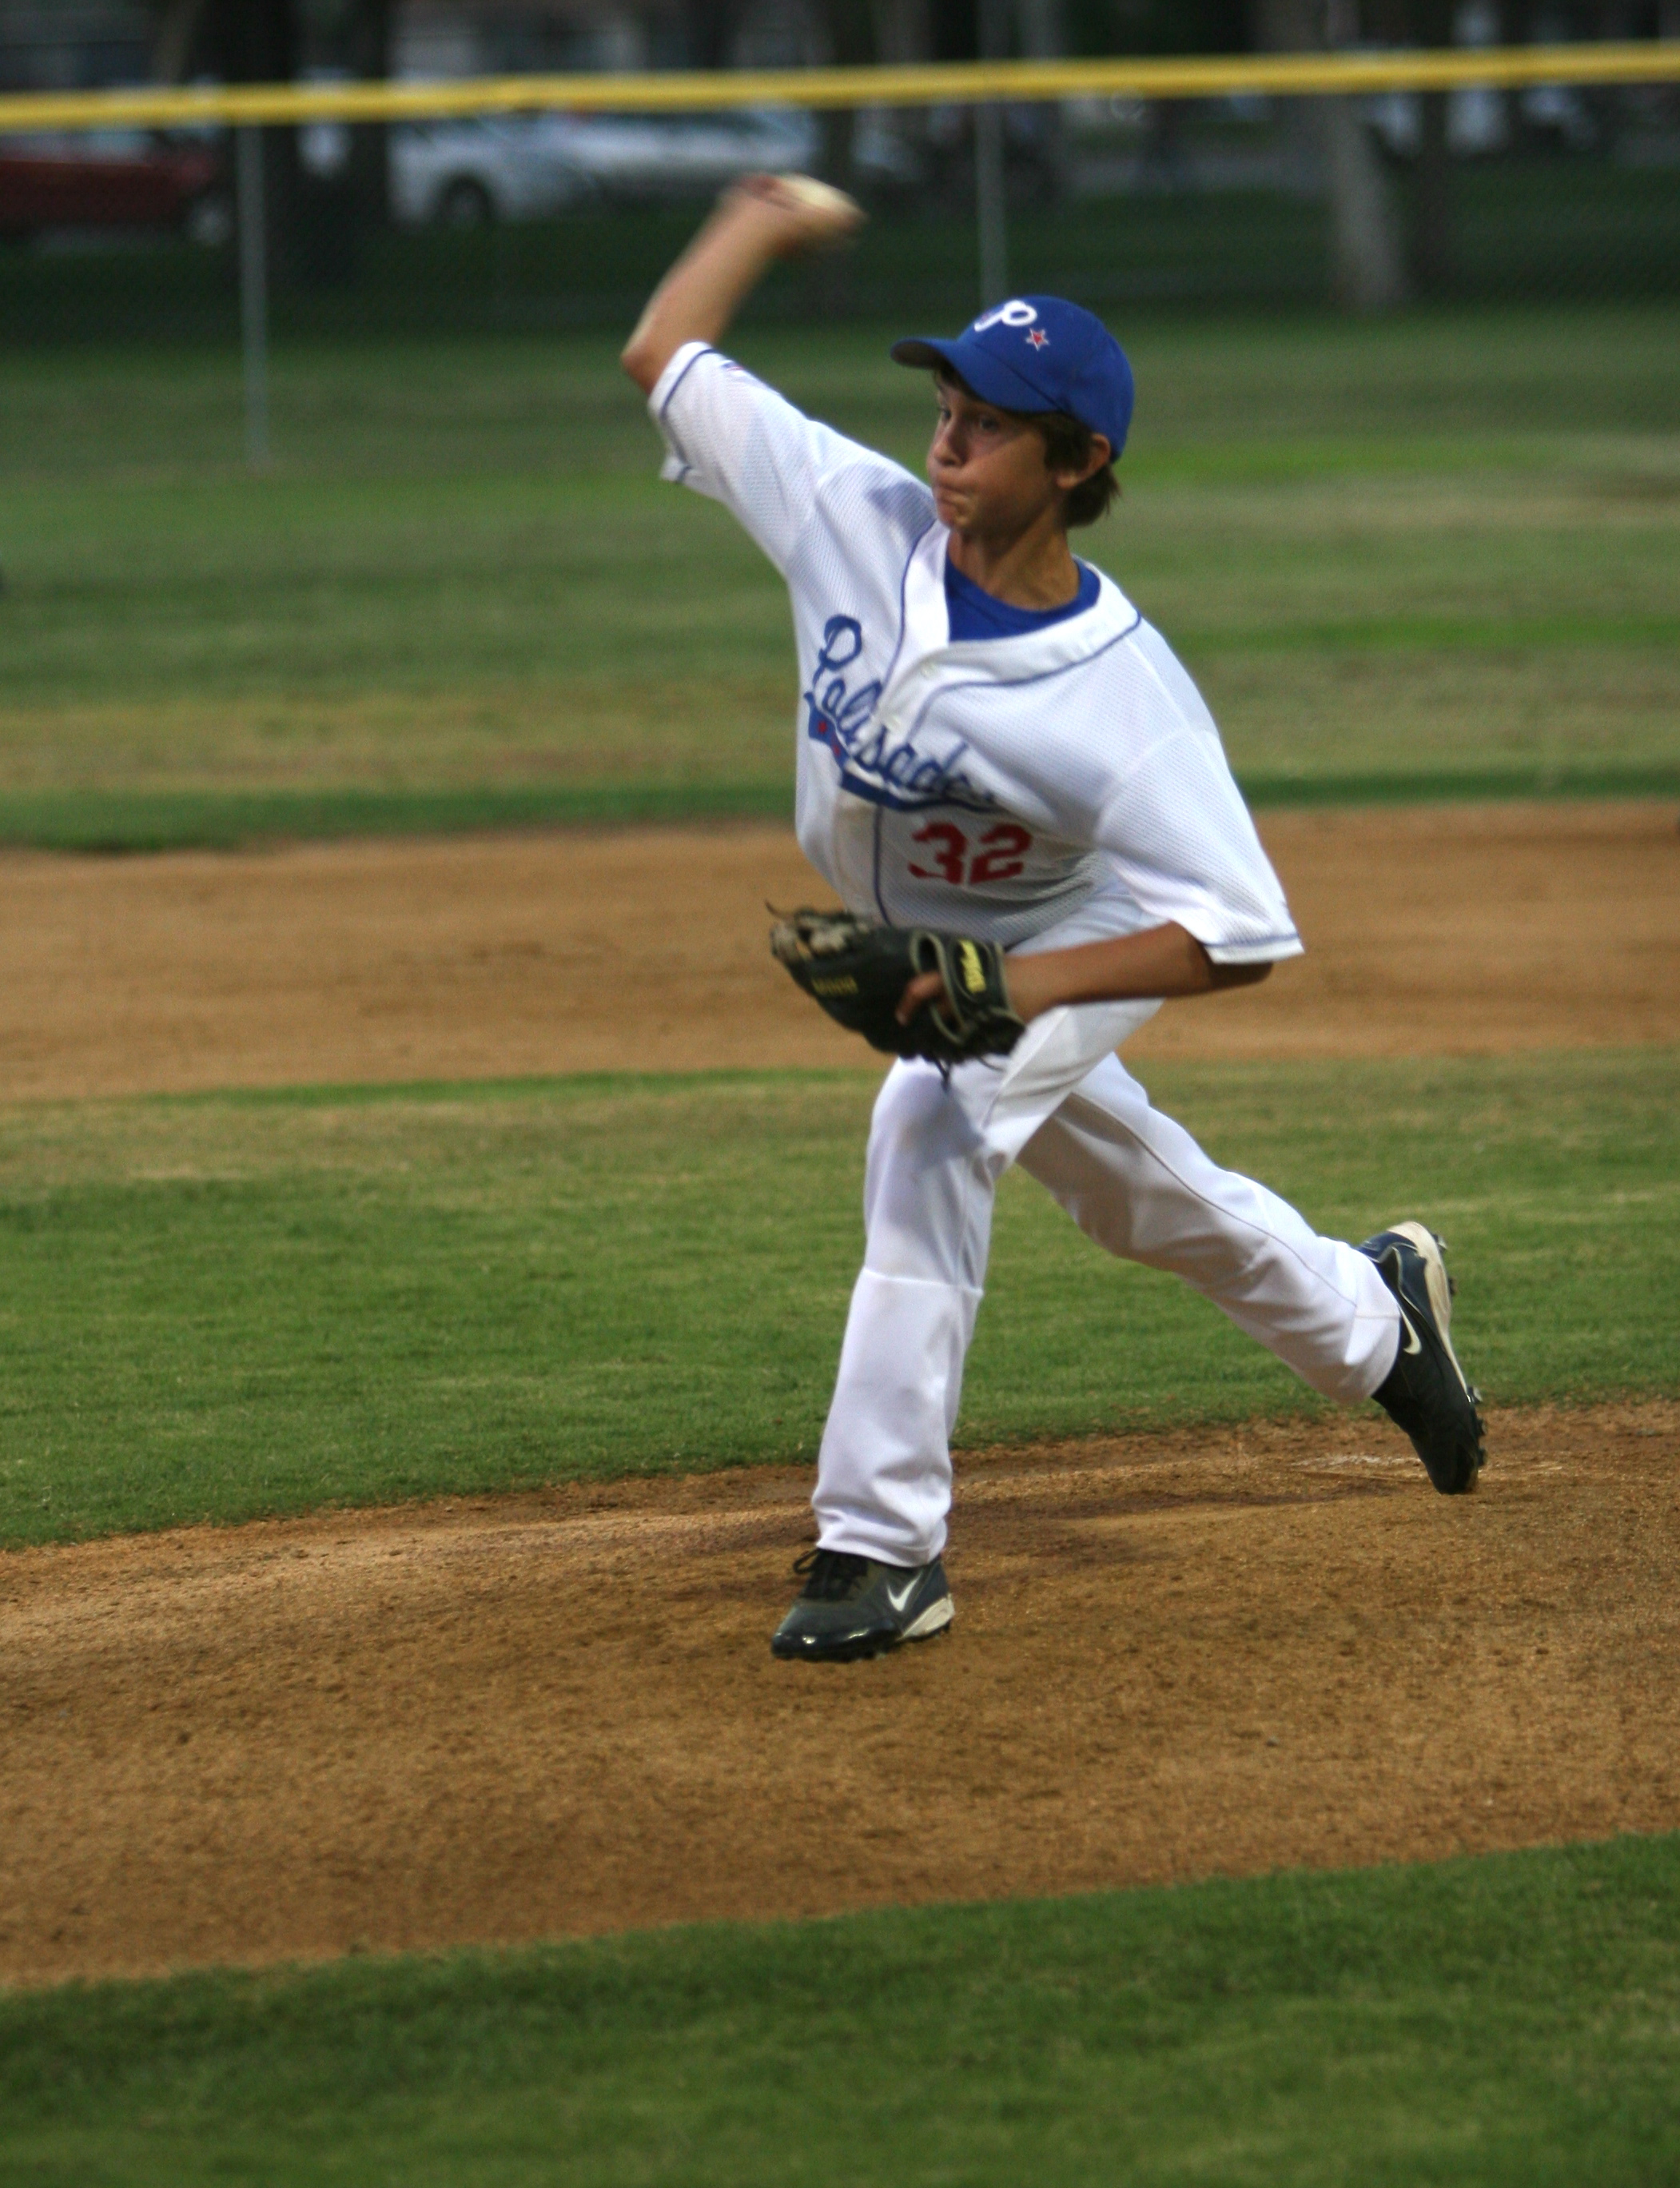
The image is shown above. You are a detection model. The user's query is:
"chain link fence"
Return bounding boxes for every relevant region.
[2,51,1678,359]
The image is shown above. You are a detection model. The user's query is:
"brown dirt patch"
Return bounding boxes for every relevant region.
[4,1399,1677,1989]
[0,799,1674,1101]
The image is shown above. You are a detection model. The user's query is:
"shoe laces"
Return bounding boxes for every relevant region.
[791,1547,869,1602]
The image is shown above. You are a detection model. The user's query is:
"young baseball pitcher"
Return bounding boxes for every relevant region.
[621,176,1485,1663]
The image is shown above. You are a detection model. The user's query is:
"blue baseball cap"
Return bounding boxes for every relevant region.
[891,296,1134,460]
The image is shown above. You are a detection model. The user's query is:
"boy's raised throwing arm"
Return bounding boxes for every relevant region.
[621,177,873,577]
[621,175,863,395]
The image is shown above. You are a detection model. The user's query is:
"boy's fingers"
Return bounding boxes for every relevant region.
[896,970,947,1024]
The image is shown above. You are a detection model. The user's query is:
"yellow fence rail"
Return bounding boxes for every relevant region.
[10,38,1671,469]
[1,41,1678,134]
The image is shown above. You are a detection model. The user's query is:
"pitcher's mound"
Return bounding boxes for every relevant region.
[3,1399,1676,1988]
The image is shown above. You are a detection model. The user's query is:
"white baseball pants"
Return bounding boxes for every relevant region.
[813,994,1403,1567]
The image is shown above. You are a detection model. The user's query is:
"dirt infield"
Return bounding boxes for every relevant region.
[2,798,1676,1990]
[0,799,1674,1100]
[2,1400,1675,1989]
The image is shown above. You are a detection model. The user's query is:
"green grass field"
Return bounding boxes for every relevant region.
[1,307,1676,843]
[3,1834,1678,2186]
[1,1046,1673,1549]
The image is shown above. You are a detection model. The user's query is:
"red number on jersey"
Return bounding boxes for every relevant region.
[906,819,1034,886]
[968,823,1033,885]
[907,822,968,884]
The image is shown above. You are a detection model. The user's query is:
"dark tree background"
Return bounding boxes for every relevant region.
[150,0,394,279]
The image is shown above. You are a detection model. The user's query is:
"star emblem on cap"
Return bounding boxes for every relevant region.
[1027,329,1049,349]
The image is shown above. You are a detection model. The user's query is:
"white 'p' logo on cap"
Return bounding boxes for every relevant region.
[973,299,1038,333]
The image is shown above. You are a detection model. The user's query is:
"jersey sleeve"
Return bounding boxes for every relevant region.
[1089,728,1303,963]
[650,341,886,577]
[1054,624,1301,964]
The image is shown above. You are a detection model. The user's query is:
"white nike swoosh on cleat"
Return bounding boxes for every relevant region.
[885,1576,918,1614]
[1398,1306,1422,1356]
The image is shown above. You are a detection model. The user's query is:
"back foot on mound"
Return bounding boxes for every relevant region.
[1360,1221,1485,1495]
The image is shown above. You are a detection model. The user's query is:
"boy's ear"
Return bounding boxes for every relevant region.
[1051,433,1112,489]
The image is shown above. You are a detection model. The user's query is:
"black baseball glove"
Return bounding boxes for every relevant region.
[770,907,1027,1065]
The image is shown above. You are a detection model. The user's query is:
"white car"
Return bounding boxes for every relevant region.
[382,106,822,225]
[388,114,589,225]
[326,99,874,227]
[525,107,819,201]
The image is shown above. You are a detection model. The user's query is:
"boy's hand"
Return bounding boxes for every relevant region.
[771,909,1025,1063]
[731,172,866,254]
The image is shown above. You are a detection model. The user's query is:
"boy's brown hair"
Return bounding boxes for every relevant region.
[1033,409,1121,528]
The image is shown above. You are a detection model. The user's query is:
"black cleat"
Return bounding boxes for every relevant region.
[1359,1221,1485,1495]
[770,1548,953,1662]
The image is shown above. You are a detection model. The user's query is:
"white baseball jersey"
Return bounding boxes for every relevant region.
[651,341,1302,966]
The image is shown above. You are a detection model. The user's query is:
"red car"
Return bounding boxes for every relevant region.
[0,128,222,239]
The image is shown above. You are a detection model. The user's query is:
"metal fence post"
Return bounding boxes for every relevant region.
[975,0,1010,306]
[975,103,1008,305]
[237,125,269,469]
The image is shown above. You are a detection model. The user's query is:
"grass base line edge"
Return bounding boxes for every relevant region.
[0,763,1675,854]
[0,1827,1674,2011]
[36,1041,1674,1116]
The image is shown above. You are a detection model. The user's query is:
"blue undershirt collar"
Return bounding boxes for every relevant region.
[944,556,1101,643]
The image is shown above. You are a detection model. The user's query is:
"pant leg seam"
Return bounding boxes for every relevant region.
[1054,1089,1371,1310]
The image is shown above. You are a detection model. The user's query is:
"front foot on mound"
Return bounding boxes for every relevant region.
[1360,1221,1486,1495]
[771,1548,953,1662]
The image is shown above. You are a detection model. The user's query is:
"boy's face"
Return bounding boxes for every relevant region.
[927,374,1107,540]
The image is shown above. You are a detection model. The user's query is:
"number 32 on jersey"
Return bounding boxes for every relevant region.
[907,820,1032,887]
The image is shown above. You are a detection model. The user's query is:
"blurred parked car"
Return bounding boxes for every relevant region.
[1365,79,1598,157]
[379,103,826,225]
[527,107,819,201]
[0,129,223,241]
[388,115,588,225]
